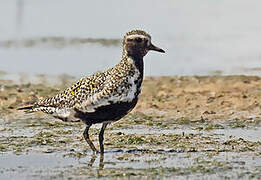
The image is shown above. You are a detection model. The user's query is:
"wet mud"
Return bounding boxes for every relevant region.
[0,75,260,179]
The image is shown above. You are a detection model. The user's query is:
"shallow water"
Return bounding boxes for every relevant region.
[1,0,261,78]
[0,113,260,179]
[0,150,260,179]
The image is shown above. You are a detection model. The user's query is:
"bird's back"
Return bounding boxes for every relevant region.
[20,57,143,123]
[38,71,106,109]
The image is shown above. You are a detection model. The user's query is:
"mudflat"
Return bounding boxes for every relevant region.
[0,75,260,179]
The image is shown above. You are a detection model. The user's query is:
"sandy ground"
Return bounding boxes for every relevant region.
[137,75,261,123]
[2,75,261,123]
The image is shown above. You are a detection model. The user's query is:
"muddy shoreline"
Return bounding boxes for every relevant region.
[2,75,261,125]
[0,75,261,179]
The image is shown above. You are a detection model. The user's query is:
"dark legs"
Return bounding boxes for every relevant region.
[99,123,108,154]
[83,123,108,169]
[83,125,99,154]
[83,123,109,154]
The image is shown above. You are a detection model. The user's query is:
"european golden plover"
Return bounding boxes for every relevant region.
[19,30,165,153]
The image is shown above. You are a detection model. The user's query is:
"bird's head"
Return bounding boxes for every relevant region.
[122,30,165,58]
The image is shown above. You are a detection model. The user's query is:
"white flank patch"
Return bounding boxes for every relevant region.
[125,74,139,101]
[80,63,141,113]
[55,108,71,118]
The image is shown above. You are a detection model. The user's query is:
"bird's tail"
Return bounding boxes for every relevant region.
[17,105,35,113]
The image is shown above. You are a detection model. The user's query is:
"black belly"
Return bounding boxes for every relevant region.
[74,98,138,125]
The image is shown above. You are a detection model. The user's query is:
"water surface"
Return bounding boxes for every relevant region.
[0,0,261,78]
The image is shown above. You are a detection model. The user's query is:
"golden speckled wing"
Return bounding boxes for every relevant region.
[36,71,106,109]
[76,62,138,113]
[34,58,138,115]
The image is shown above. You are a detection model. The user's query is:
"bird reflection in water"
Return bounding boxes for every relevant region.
[87,153,105,169]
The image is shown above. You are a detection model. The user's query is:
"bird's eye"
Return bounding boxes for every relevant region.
[135,37,142,43]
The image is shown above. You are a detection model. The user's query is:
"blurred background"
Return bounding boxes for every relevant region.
[0,0,261,81]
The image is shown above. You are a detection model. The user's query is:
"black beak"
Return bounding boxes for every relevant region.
[149,43,165,53]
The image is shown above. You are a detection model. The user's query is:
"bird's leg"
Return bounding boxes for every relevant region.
[99,123,109,154]
[83,125,98,154]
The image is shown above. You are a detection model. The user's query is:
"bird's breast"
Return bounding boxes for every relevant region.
[117,67,142,103]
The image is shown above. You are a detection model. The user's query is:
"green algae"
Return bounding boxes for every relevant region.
[204,124,225,130]
[63,152,87,159]
[0,143,6,151]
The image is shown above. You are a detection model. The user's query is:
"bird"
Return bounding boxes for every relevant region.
[18,30,165,154]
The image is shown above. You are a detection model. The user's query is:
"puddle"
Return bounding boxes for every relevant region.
[0,151,260,180]
[213,128,261,142]
[0,153,79,180]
